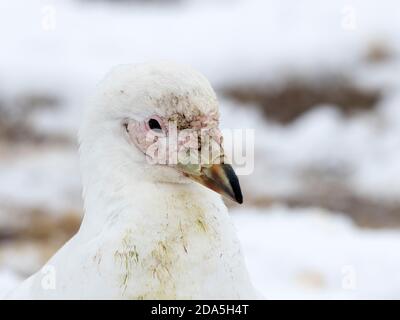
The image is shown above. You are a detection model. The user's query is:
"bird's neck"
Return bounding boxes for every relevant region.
[77,134,224,239]
[75,132,257,300]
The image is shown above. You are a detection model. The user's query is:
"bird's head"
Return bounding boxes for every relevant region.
[80,62,242,204]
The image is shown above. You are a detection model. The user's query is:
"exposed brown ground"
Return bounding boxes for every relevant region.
[245,192,400,229]
[0,208,81,243]
[223,72,400,229]
[0,93,72,145]
[223,75,381,124]
[0,208,82,276]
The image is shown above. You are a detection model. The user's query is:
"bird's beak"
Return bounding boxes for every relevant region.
[178,163,243,204]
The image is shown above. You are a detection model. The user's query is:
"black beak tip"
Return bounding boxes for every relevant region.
[223,164,243,205]
[235,193,243,204]
[232,181,243,204]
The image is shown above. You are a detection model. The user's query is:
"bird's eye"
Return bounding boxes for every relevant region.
[148,118,162,131]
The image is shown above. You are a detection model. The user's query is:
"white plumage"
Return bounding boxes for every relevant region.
[8,62,257,299]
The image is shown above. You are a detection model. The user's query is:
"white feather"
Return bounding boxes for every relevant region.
[7,62,258,299]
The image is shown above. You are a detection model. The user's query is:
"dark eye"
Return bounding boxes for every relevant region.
[148,118,162,131]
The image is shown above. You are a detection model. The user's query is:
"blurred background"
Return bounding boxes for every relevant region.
[1,0,400,299]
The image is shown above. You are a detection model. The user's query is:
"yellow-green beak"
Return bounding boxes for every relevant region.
[178,163,243,204]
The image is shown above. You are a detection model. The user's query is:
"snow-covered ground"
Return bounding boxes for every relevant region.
[235,206,400,299]
[1,0,400,299]
[2,207,400,300]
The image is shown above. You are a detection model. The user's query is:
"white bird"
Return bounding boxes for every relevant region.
[8,62,257,299]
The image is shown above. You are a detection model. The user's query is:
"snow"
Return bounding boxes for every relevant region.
[234,206,400,299]
[1,0,399,90]
[4,205,400,299]
[0,147,81,213]
[0,268,21,299]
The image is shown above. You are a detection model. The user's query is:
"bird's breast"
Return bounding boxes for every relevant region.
[90,192,247,299]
